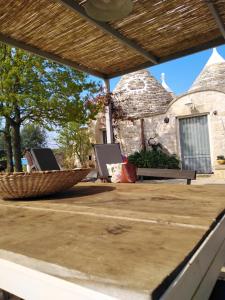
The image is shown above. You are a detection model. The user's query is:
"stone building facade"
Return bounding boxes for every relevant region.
[93,48,225,174]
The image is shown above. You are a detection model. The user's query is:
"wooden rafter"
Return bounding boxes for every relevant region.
[206,0,225,39]
[108,36,225,78]
[0,0,224,79]
[0,33,106,79]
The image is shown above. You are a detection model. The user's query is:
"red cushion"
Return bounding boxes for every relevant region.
[122,155,128,163]
[120,162,136,183]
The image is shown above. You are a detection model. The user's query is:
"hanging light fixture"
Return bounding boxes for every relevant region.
[85,0,133,22]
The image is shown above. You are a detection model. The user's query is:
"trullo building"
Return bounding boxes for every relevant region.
[92,48,225,175]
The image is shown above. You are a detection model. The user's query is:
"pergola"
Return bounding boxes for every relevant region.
[0,0,225,141]
[1,2,225,299]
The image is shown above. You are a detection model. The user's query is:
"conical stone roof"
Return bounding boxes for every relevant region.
[113,69,173,118]
[161,73,173,93]
[189,48,225,93]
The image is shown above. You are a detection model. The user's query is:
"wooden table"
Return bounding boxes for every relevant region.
[0,183,225,300]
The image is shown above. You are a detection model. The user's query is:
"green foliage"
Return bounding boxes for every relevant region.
[217,155,225,160]
[0,132,6,160]
[57,122,92,168]
[0,133,4,150]
[0,43,101,126]
[0,119,4,150]
[21,124,47,150]
[128,149,180,169]
[0,150,6,160]
[0,43,102,171]
[0,122,6,159]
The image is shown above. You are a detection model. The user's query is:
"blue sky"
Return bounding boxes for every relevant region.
[99,45,225,96]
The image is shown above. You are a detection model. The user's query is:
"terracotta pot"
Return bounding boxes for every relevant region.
[217,159,225,165]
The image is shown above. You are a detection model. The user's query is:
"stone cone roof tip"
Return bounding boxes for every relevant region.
[113,69,173,118]
[161,73,173,93]
[189,48,225,93]
[205,48,225,66]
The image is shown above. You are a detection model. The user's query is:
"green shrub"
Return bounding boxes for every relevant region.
[128,149,180,169]
[217,155,225,160]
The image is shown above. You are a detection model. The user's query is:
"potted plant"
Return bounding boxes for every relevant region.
[217,155,225,165]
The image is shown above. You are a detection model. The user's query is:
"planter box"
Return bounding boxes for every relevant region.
[217,159,225,165]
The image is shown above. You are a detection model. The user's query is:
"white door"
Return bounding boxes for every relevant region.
[179,115,212,173]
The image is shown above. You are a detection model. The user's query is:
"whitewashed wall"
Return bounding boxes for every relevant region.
[114,90,225,171]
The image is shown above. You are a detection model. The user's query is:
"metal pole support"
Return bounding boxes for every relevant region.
[104,79,114,144]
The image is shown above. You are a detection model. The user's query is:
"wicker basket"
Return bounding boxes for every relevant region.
[0,169,91,200]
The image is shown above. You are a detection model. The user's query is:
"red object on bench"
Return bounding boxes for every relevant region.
[120,162,137,183]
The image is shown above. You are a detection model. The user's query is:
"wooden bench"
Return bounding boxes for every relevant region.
[137,168,197,185]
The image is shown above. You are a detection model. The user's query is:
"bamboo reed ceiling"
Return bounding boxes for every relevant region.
[0,0,224,79]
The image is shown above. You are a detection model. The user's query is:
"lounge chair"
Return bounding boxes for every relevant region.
[31,148,61,171]
[24,149,35,172]
[94,144,196,184]
[94,143,123,181]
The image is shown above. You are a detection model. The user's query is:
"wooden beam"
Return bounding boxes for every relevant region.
[0,33,106,79]
[108,37,225,78]
[56,0,158,64]
[159,37,225,64]
[206,0,225,39]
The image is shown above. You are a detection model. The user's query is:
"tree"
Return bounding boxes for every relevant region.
[0,43,101,171]
[21,124,47,150]
[0,121,4,149]
[0,131,5,159]
[0,133,3,150]
[0,118,13,171]
[57,122,92,168]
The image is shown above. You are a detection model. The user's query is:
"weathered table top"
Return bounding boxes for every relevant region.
[0,183,225,299]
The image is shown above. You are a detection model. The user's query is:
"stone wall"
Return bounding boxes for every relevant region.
[89,112,106,145]
[115,115,177,156]
[115,90,225,171]
[114,119,142,154]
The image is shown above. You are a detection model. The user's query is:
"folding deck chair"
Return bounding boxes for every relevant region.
[25,148,60,171]
[94,143,123,181]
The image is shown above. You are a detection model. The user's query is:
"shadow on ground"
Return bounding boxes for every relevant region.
[6,185,116,203]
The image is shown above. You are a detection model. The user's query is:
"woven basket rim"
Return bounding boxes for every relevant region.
[0,168,91,199]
